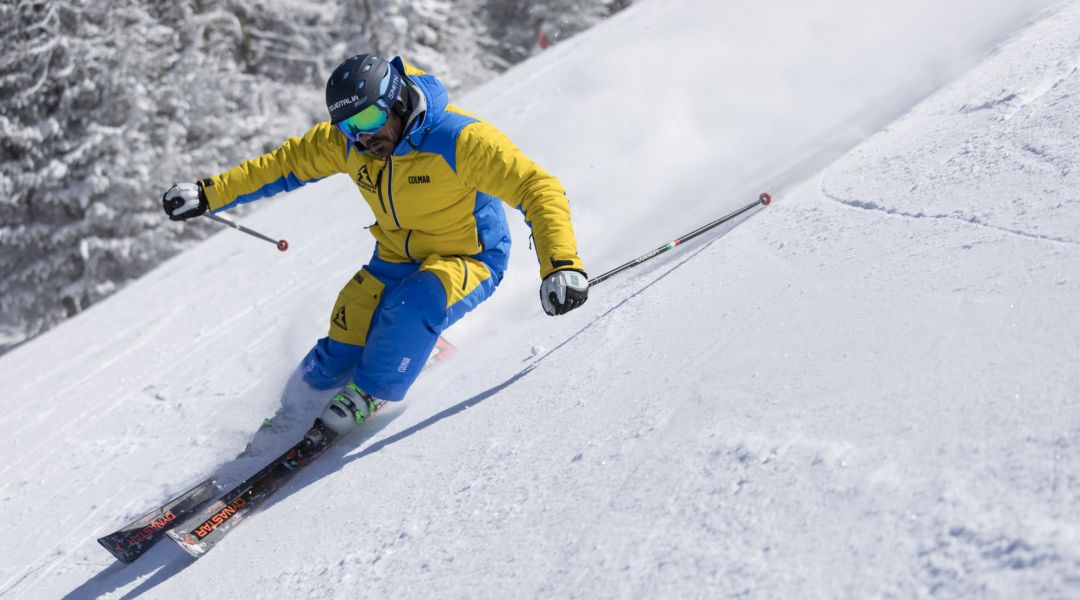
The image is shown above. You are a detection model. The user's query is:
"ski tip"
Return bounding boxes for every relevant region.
[97,536,138,563]
[277,239,289,252]
[760,192,772,206]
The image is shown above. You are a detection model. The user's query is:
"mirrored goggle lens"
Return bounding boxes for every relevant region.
[337,104,389,140]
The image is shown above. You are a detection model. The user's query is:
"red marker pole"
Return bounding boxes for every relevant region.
[205,213,289,252]
[589,192,771,287]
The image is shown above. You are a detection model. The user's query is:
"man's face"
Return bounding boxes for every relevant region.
[358,111,404,159]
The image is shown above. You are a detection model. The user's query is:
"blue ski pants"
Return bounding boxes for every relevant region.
[300,250,505,401]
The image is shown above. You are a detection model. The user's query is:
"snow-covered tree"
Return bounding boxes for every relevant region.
[0,0,323,352]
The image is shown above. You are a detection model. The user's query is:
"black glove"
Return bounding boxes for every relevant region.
[540,269,589,316]
[162,182,209,221]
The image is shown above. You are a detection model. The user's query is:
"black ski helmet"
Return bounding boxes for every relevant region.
[325,54,406,125]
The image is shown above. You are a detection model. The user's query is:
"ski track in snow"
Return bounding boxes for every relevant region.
[819,180,1080,248]
[0,277,331,598]
[0,183,365,596]
[816,32,1080,249]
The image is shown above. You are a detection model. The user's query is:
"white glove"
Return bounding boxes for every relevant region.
[540,270,589,316]
[162,182,208,221]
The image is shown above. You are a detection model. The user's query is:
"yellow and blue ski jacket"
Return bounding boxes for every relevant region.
[200,57,584,280]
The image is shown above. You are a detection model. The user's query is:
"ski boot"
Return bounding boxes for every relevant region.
[315,382,383,437]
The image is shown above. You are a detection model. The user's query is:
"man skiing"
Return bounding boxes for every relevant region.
[162,54,588,436]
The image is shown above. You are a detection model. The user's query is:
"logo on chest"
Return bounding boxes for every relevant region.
[356,165,377,193]
[407,175,431,185]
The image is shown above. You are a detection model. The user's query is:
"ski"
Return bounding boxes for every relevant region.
[97,478,218,563]
[166,416,365,558]
[161,338,451,558]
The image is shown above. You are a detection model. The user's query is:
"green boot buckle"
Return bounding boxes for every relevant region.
[332,383,379,425]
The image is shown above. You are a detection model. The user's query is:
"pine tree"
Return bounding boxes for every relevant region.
[0,0,323,352]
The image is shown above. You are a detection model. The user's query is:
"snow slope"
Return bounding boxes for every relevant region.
[2,0,1078,598]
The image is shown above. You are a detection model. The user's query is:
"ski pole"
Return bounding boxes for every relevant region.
[589,192,771,287]
[205,213,289,252]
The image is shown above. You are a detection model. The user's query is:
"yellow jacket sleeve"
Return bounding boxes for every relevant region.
[201,122,348,211]
[455,121,585,279]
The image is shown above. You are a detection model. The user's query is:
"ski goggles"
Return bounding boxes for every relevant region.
[335,66,404,141]
[336,103,390,141]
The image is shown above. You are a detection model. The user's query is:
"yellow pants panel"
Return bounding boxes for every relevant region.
[328,267,385,346]
[421,254,493,309]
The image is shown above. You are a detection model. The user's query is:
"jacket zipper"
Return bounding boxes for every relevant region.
[385,156,401,228]
[381,156,412,260]
[375,166,387,215]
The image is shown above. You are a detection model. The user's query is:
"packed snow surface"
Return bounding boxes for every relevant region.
[2,0,1078,598]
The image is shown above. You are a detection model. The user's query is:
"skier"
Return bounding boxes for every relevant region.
[162,54,588,436]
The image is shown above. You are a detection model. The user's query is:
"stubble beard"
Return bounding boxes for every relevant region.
[362,114,403,158]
